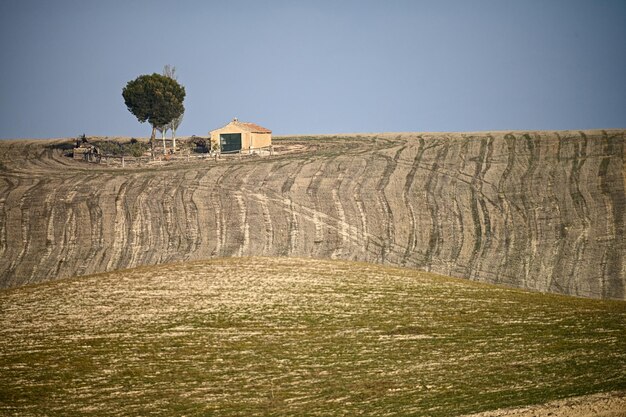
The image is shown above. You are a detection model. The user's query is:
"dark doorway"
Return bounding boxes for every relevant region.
[220,133,242,152]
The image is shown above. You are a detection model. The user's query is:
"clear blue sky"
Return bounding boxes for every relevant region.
[1,0,624,138]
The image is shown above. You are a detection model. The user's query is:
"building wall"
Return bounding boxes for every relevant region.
[210,125,245,151]
[250,133,272,150]
[210,123,272,153]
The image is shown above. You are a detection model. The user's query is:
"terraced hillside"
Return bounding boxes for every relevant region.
[1,258,625,416]
[0,130,624,298]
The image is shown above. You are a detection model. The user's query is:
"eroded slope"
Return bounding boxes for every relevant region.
[0,130,624,298]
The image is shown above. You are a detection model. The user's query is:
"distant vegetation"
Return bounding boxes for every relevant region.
[189,135,210,153]
[92,138,150,157]
[122,71,185,158]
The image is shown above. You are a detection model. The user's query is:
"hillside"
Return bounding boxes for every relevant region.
[1,257,624,416]
[0,130,624,298]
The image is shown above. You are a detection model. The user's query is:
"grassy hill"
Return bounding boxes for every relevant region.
[1,257,624,416]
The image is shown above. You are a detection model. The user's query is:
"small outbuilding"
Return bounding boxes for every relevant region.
[210,118,272,154]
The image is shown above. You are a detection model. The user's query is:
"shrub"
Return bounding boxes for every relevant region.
[191,135,209,153]
[93,140,149,157]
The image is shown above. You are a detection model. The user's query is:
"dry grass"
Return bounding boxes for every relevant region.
[1,257,625,416]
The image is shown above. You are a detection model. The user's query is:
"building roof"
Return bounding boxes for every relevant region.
[210,118,272,134]
[238,122,272,134]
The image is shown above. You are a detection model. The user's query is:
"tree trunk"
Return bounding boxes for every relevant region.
[150,126,156,160]
[171,128,177,153]
[162,129,167,155]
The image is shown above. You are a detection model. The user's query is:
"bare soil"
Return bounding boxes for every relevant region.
[0,130,624,299]
[461,390,626,417]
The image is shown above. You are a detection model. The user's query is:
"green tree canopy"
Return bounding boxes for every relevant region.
[122,73,185,157]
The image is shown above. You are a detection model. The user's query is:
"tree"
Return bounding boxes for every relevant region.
[122,73,185,159]
[162,65,184,151]
[156,124,168,155]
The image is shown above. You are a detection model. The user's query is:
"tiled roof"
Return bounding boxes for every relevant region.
[210,119,272,134]
[237,121,272,134]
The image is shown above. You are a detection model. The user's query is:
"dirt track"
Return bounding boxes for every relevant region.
[0,130,624,298]
[461,390,626,417]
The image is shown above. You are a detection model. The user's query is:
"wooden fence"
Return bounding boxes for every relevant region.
[80,145,275,168]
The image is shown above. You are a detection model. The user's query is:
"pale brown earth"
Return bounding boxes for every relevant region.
[461,390,626,417]
[0,130,624,299]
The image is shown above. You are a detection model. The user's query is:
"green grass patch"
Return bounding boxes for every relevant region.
[1,257,624,416]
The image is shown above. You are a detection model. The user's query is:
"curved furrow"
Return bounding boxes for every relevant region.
[526,133,566,294]
[422,143,451,269]
[186,167,221,260]
[452,138,474,277]
[42,187,65,279]
[159,177,178,260]
[126,176,162,267]
[224,163,264,257]
[241,185,386,260]
[234,165,257,257]
[257,193,274,254]
[4,178,46,285]
[105,180,130,272]
[233,191,250,257]
[448,168,465,275]
[472,135,495,279]
[495,134,518,284]
[164,169,204,262]
[463,137,490,278]
[402,137,447,268]
[19,178,60,284]
[0,177,14,258]
[596,131,625,299]
[353,176,370,257]
[217,165,248,257]
[565,132,591,295]
[342,154,371,260]
[330,169,348,259]
[84,179,106,270]
[504,134,537,284]
[287,200,300,256]
[245,162,280,256]
[209,166,231,257]
[401,138,426,264]
[32,181,66,279]
[315,155,373,260]
[279,159,310,256]
[304,158,332,253]
[42,172,110,281]
[55,192,80,278]
[239,162,295,258]
[545,132,569,293]
[376,145,406,263]
[175,170,203,258]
